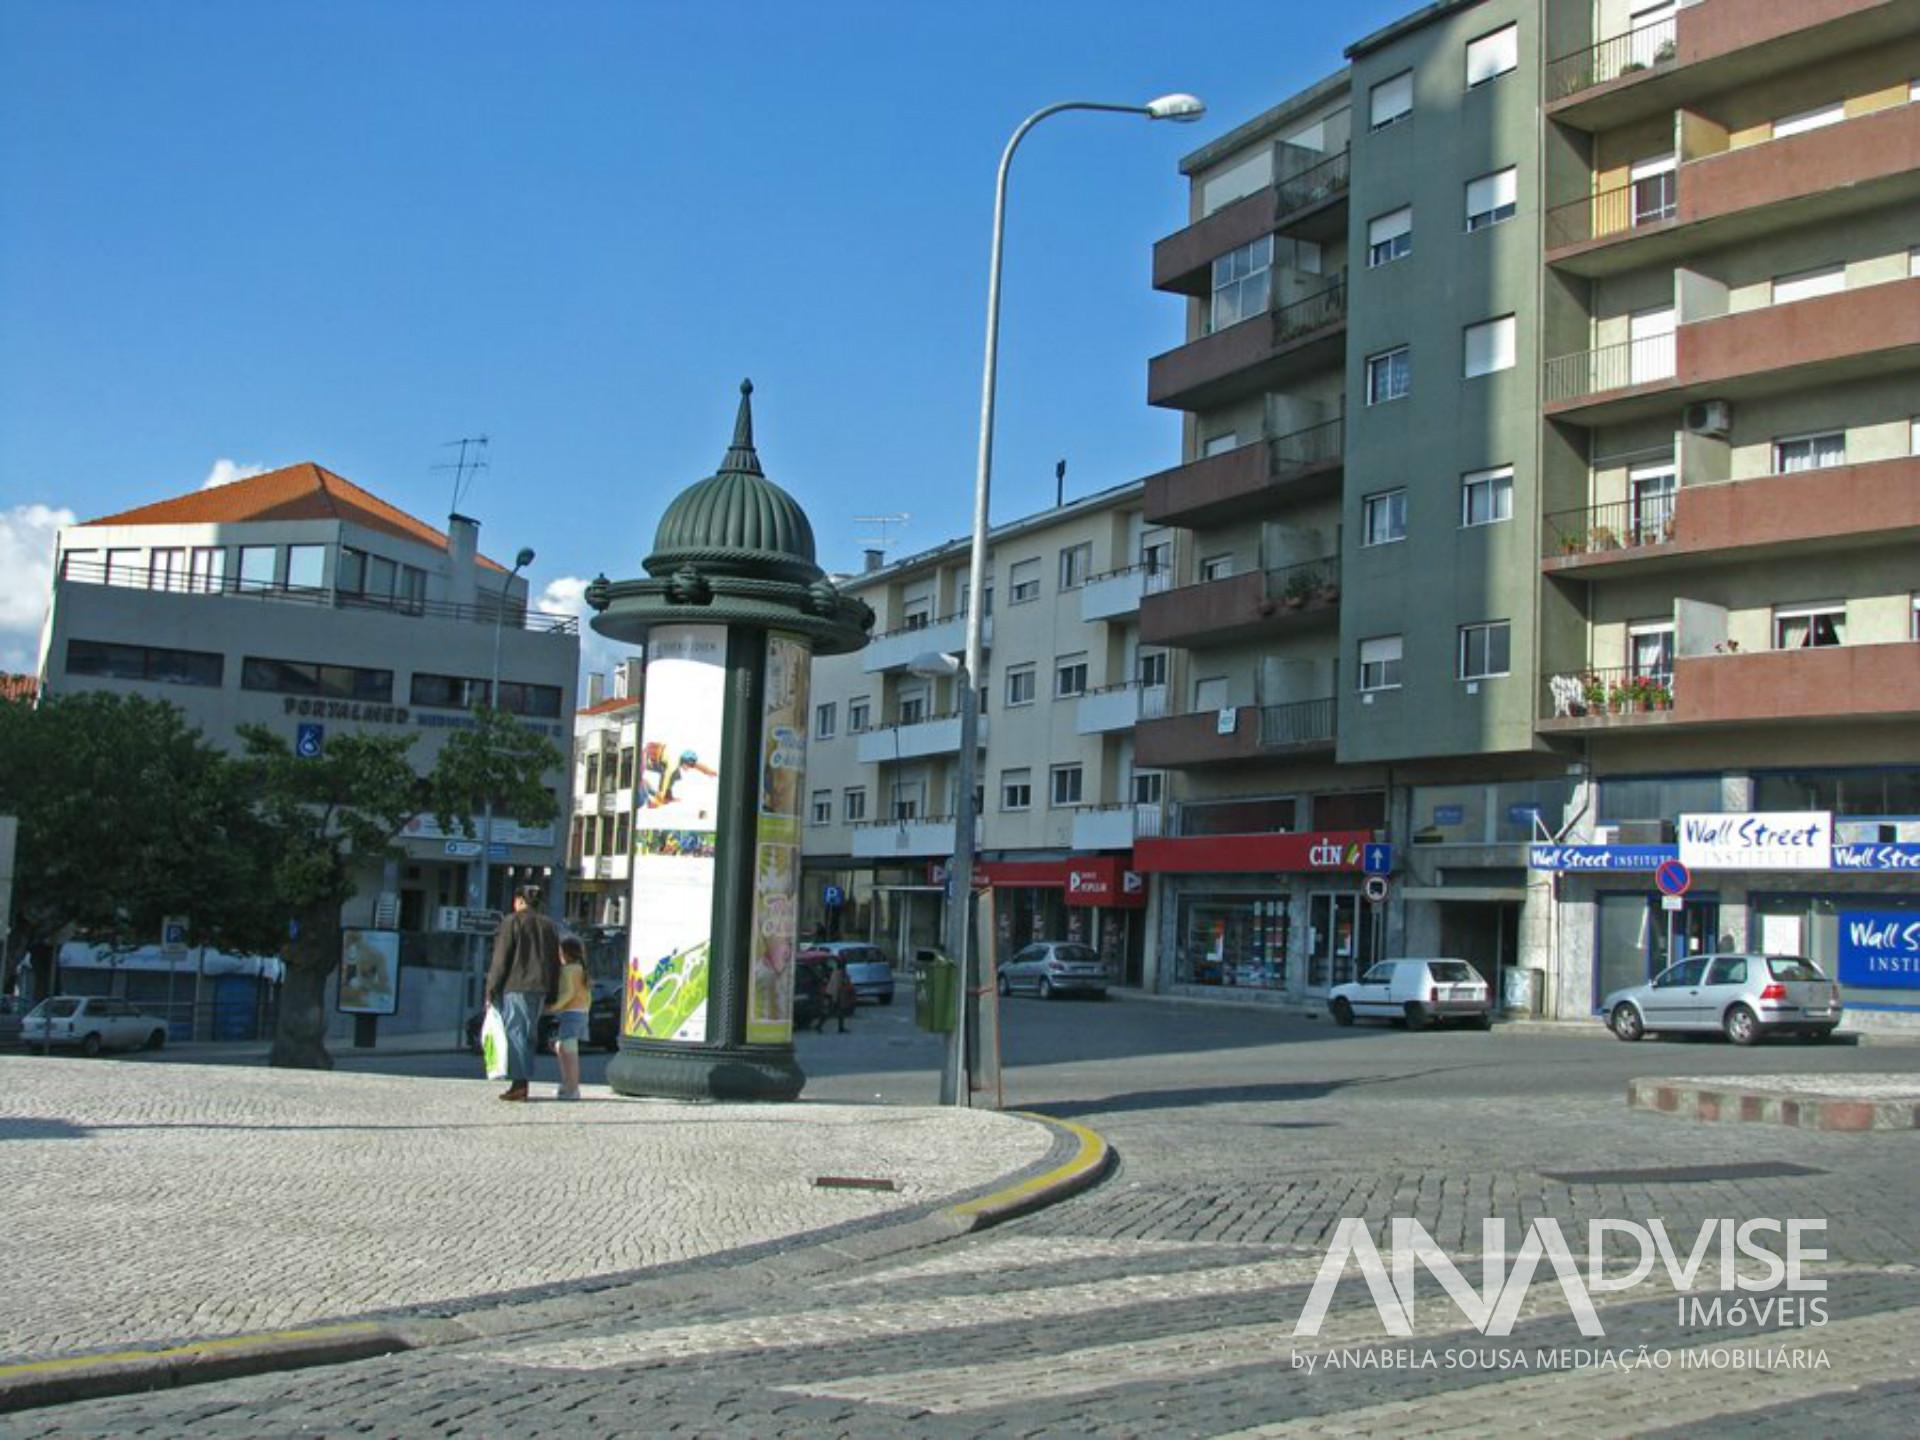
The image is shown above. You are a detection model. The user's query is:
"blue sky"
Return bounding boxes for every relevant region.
[0,0,1407,676]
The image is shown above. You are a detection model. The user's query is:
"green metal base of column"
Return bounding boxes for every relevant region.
[607,1041,806,1102]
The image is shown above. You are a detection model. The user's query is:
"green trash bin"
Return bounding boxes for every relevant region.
[916,951,958,1034]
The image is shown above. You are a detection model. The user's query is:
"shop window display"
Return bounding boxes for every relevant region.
[1176,894,1292,988]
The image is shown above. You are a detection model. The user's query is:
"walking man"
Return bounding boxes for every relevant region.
[487,884,561,1102]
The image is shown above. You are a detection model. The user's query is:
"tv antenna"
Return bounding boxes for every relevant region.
[436,436,490,513]
[854,512,910,557]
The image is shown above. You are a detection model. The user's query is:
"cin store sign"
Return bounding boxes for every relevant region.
[1838,912,1920,991]
[1678,812,1831,871]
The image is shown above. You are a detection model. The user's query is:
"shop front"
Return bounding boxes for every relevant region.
[971,856,1148,984]
[1136,831,1372,1006]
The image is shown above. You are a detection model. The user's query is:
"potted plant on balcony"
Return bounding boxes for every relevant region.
[1281,570,1315,609]
[1653,38,1676,63]
[1644,680,1673,711]
[1316,575,1341,604]
[1582,674,1608,714]
[1587,524,1618,552]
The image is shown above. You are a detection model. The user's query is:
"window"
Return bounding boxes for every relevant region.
[1001,769,1032,811]
[189,547,227,592]
[1367,206,1412,267]
[1009,558,1040,604]
[902,603,930,630]
[1775,431,1845,474]
[844,787,867,823]
[1629,154,1677,225]
[1359,636,1403,692]
[1194,676,1229,710]
[1137,650,1169,688]
[1629,460,1677,543]
[848,697,870,733]
[1774,603,1846,649]
[811,791,832,826]
[1457,621,1512,679]
[618,747,635,788]
[397,565,426,613]
[1628,306,1676,384]
[1200,552,1234,581]
[496,681,563,718]
[1141,536,1173,575]
[613,813,630,856]
[67,639,223,688]
[1362,489,1408,546]
[1463,315,1516,377]
[1630,622,1674,684]
[1210,236,1273,332]
[1772,265,1844,305]
[1049,764,1084,807]
[1005,665,1036,706]
[890,783,921,821]
[581,816,599,857]
[1370,70,1412,130]
[1460,466,1513,527]
[1465,24,1518,87]
[583,752,601,794]
[1366,346,1410,404]
[338,547,367,594]
[244,656,393,702]
[285,545,325,590]
[1628,2,1677,68]
[1131,770,1164,806]
[1054,653,1088,698]
[1773,102,1844,139]
[814,702,836,739]
[104,549,143,587]
[897,688,927,725]
[237,545,277,591]
[59,548,97,579]
[1202,431,1240,457]
[148,547,186,590]
[1058,543,1092,591]
[1465,167,1517,230]
[409,673,488,709]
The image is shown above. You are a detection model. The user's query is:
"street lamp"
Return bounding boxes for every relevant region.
[468,544,536,1020]
[944,93,1205,1108]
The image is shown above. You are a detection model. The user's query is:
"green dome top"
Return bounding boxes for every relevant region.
[647,380,819,581]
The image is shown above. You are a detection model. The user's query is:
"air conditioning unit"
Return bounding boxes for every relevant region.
[1684,399,1731,437]
[1614,820,1674,845]
[1593,825,1619,845]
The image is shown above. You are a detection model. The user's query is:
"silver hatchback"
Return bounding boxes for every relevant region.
[1601,954,1843,1045]
[997,941,1110,1000]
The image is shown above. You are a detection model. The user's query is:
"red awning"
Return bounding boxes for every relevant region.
[934,856,1147,908]
[1132,831,1371,875]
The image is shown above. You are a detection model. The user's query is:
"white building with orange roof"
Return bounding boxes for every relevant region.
[35,462,578,1036]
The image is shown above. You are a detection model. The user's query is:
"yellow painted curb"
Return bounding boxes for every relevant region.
[0,1322,388,1382]
[946,1113,1112,1227]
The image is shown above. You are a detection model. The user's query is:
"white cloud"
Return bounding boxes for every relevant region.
[0,502,76,674]
[539,575,636,700]
[201,458,270,490]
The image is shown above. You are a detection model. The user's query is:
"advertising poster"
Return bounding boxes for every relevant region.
[337,930,400,1016]
[747,632,809,1044]
[626,624,725,1043]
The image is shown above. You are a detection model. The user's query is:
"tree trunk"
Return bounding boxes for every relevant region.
[270,903,342,1069]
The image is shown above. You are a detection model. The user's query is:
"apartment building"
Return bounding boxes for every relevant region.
[799,481,1165,983]
[36,463,579,1033]
[1136,0,1920,1028]
[565,659,645,932]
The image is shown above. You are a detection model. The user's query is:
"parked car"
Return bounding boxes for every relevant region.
[997,941,1110,1000]
[21,996,171,1055]
[464,981,621,1054]
[1601,954,1843,1045]
[1327,959,1493,1030]
[799,942,896,1005]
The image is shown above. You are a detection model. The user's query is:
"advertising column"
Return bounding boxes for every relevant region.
[746,633,809,1044]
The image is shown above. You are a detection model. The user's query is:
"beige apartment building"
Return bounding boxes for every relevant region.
[564,658,645,934]
[799,481,1168,983]
[1130,0,1920,1029]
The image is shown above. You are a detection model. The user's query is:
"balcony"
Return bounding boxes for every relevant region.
[1544,278,1920,425]
[1075,681,1170,736]
[1153,148,1350,294]
[1543,457,1920,580]
[1541,644,1920,733]
[861,612,991,674]
[851,816,958,859]
[1136,696,1336,768]
[1079,564,1170,623]
[1143,418,1344,529]
[1546,0,1912,130]
[1147,281,1346,413]
[1072,802,1167,852]
[1140,556,1339,649]
[1547,105,1920,277]
[854,711,987,765]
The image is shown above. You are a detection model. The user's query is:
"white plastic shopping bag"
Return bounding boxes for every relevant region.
[481,1005,510,1080]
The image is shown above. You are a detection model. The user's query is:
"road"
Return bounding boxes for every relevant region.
[20,990,1920,1437]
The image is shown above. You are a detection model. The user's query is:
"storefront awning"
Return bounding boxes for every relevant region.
[933,856,1147,908]
[1133,831,1371,875]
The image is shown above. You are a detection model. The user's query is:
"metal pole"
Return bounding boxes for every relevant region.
[470,555,531,1023]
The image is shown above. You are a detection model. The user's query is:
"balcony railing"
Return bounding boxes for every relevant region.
[1543,664,1675,720]
[56,557,578,634]
[1262,554,1340,607]
[1269,416,1344,479]
[1544,498,1676,559]
[1545,171,1678,249]
[1275,147,1350,217]
[1259,696,1336,748]
[1547,13,1678,100]
[1273,281,1346,345]
[1544,333,1676,403]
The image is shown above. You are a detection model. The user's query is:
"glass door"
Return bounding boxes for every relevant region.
[1307,892,1367,993]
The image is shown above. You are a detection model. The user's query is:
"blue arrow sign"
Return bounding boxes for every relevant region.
[1362,843,1393,875]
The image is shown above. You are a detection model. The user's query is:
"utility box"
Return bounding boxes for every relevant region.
[916,952,958,1034]
[1502,966,1542,1019]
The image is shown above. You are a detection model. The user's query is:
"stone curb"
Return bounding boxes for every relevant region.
[1628,1077,1920,1131]
[0,1110,1112,1415]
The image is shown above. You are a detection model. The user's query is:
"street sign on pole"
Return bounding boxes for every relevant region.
[1363,843,1393,876]
[1661,894,1685,912]
[1654,858,1692,897]
[160,916,189,955]
[1362,875,1389,904]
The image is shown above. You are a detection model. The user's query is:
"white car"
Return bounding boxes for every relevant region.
[1327,959,1493,1030]
[21,996,172,1055]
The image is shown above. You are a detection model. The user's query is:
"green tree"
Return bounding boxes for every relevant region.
[239,709,562,1069]
[0,692,275,993]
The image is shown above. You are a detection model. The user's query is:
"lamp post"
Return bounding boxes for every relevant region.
[468,545,535,1020]
[944,93,1205,1108]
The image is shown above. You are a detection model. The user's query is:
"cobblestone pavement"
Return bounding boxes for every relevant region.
[18,999,1920,1436]
[0,1055,1050,1363]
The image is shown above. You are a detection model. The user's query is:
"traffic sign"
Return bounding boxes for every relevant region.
[443,840,483,858]
[1654,858,1692,897]
[1661,894,1685,912]
[160,915,189,954]
[823,884,845,908]
[1362,875,1389,904]
[1363,843,1393,876]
